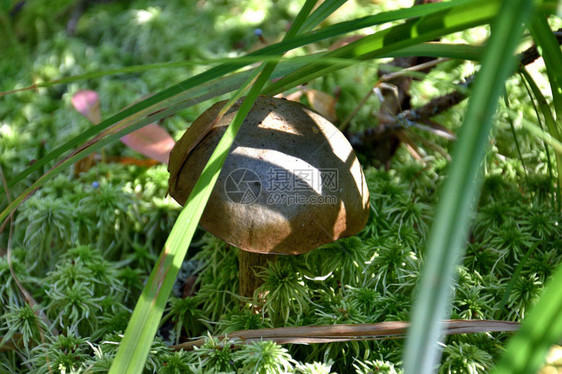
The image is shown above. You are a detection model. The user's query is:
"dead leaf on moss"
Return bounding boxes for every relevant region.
[120,123,175,164]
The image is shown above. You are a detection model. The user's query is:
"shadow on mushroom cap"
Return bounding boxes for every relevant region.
[168,96,370,255]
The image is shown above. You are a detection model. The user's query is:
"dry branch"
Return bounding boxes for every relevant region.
[350,28,562,164]
[172,319,519,351]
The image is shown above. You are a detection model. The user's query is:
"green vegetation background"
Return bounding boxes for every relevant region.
[0,0,560,373]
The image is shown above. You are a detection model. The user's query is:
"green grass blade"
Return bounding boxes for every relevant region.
[1,0,470,100]
[528,15,562,120]
[0,60,238,96]
[504,106,562,154]
[0,40,488,226]
[392,43,484,61]
[491,263,562,374]
[264,0,501,95]
[519,70,558,207]
[0,0,467,197]
[402,0,535,372]
[520,67,562,207]
[108,65,262,374]
[2,41,484,99]
[301,0,347,32]
[1,41,485,101]
[109,1,321,372]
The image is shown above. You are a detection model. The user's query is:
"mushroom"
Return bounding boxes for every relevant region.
[168,96,369,297]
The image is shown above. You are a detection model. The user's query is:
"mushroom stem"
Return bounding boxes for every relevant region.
[238,250,277,298]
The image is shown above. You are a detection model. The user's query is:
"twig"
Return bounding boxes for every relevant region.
[350,29,562,154]
[520,28,562,66]
[400,75,472,123]
[339,58,450,132]
[380,58,450,84]
[171,319,519,351]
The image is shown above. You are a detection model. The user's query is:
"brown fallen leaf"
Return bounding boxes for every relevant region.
[278,89,338,122]
[305,89,338,122]
[120,123,175,164]
[71,90,101,124]
[105,156,160,168]
[72,90,102,176]
[71,90,176,171]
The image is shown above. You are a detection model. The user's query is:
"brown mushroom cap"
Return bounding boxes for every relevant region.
[168,96,369,255]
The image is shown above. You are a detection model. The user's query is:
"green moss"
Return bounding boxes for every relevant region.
[1,0,561,372]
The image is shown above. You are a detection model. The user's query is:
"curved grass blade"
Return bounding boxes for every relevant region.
[392,43,483,61]
[1,41,485,103]
[0,24,491,224]
[520,67,562,207]
[0,0,460,202]
[107,68,261,374]
[1,0,485,196]
[491,263,562,374]
[264,0,501,95]
[528,15,562,121]
[0,39,487,226]
[402,0,534,372]
[519,71,557,207]
[0,0,468,97]
[109,1,323,372]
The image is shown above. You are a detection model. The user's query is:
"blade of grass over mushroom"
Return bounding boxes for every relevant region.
[491,263,562,374]
[109,1,321,372]
[0,0,499,199]
[0,42,487,227]
[108,67,261,374]
[0,28,496,224]
[1,0,490,199]
[402,0,534,373]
